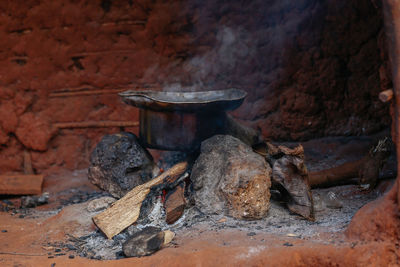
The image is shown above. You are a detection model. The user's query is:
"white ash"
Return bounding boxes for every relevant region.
[69,181,390,260]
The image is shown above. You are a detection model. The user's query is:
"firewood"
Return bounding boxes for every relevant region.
[0,174,44,195]
[379,89,394,103]
[308,159,364,188]
[54,120,139,129]
[164,183,186,224]
[92,162,187,239]
[309,137,392,189]
[23,150,34,175]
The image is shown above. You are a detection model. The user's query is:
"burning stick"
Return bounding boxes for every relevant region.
[92,162,188,239]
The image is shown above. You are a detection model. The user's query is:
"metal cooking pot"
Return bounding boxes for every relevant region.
[119,88,247,151]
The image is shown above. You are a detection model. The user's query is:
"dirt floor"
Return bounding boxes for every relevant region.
[0,170,396,266]
[0,135,399,266]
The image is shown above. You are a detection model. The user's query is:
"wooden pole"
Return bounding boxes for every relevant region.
[23,150,34,175]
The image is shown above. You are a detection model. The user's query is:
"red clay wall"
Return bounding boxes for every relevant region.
[0,0,392,173]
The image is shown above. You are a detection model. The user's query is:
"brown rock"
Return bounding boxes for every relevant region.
[15,113,57,151]
[266,143,314,221]
[346,184,400,242]
[191,135,271,219]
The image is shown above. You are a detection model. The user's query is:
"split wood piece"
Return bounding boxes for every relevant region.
[54,120,139,129]
[0,174,44,195]
[93,162,188,239]
[164,183,186,224]
[379,89,394,103]
[23,150,34,175]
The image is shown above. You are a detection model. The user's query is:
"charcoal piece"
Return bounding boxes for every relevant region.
[88,132,159,198]
[191,135,271,220]
[122,227,165,257]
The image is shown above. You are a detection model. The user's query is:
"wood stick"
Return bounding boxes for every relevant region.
[308,159,364,188]
[379,89,394,102]
[54,120,139,129]
[49,89,125,98]
[93,162,188,239]
[0,174,44,195]
[23,150,34,175]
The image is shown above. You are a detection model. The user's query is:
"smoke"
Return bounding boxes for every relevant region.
[141,26,255,92]
[180,26,254,90]
[139,0,316,92]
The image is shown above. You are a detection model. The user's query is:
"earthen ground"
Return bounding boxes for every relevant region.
[0,168,399,266]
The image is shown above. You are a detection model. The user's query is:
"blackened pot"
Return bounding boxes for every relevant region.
[120,89,247,151]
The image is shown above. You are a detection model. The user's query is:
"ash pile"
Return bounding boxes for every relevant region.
[78,126,394,259]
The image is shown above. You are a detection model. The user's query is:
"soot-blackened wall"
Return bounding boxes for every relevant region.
[0,0,391,173]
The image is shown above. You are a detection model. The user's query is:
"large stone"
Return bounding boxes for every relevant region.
[123,227,165,257]
[88,132,159,198]
[191,135,271,219]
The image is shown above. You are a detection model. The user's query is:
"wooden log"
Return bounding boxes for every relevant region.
[93,162,188,239]
[379,89,394,102]
[165,183,186,224]
[54,120,139,129]
[0,174,44,195]
[308,159,364,188]
[309,138,391,188]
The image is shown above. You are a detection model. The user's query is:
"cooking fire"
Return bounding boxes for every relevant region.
[1,0,400,266]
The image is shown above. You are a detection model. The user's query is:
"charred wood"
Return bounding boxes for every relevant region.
[92,162,188,239]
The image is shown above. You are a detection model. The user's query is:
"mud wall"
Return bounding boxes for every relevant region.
[0,0,391,173]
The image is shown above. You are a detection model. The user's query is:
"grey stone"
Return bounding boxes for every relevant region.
[88,132,159,198]
[86,196,116,212]
[21,192,49,208]
[191,135,271,219]
[122,227,165,257]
